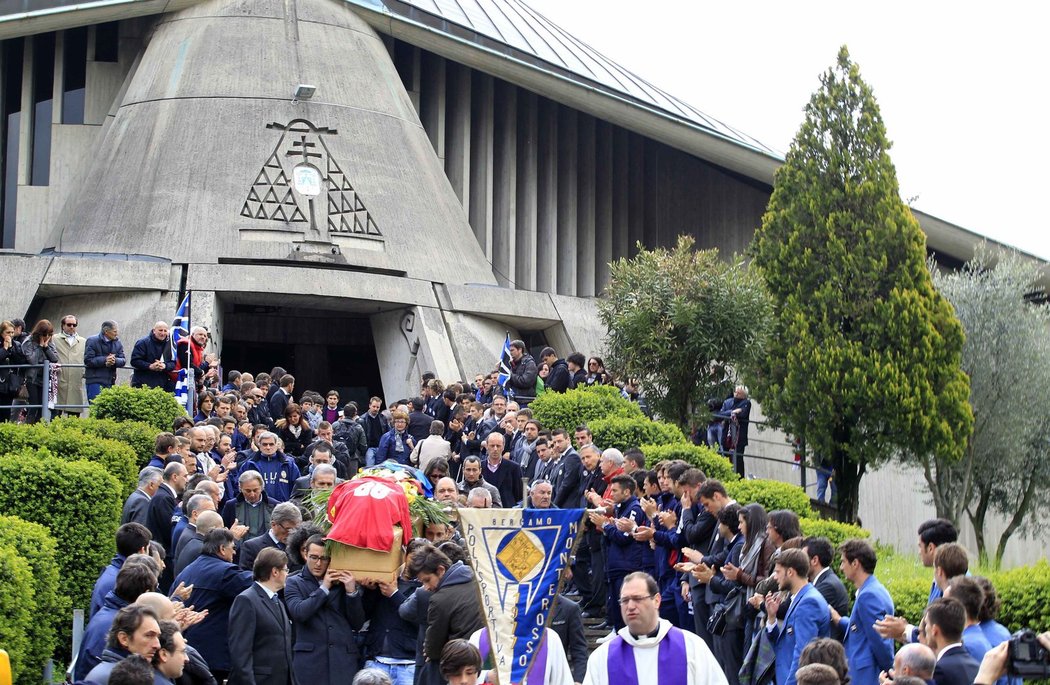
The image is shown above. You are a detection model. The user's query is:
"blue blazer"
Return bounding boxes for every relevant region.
[772,583,831,685]
[174,553,254,671]
[838,575,895,685]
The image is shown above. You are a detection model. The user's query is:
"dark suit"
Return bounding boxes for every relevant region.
[284,568,366,685]
[227,583,296,685]
[933,645,980,685]
[239,531,284,571]
[175,533,205,577]
[407,410,432,443]
[120,489,151,525]
[770,583,831,685]
[551,449,583,508]
[146,483,179,590]
[814,567,850,640]
[548,596,588,683]
[269,390,291,424]
[481,457,524,507]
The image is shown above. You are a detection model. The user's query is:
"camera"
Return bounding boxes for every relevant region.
[1008,629,1050,679]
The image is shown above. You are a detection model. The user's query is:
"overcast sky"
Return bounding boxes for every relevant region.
[525,0,1049,260]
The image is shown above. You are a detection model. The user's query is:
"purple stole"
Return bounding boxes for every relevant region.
[607,626,688,685]
[479,628,549,685]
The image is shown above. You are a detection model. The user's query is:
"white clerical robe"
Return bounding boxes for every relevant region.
[583,619,728,685]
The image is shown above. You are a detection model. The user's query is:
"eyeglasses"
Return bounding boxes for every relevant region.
[63,322,77,327]
[306,554,331,563]
[259,442,276,447]
[618,594,656,606]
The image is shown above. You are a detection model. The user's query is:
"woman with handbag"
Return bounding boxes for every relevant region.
[20,319,59,424]
[725,505,775,652]
[0,320,27,421]
[704,504,747,685]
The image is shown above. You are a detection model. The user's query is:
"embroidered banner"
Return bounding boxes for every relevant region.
[458,507,585,685]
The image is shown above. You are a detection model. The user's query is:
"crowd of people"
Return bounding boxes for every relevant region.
[5,317,1046,685]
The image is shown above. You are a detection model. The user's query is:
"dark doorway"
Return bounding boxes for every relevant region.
[220,305,383,411]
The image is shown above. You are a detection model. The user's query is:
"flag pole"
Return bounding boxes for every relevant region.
[186,292,196,417]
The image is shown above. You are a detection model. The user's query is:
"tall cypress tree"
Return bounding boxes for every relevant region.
[749,46,972,522]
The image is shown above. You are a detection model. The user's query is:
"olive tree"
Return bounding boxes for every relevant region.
[598,236,771,431]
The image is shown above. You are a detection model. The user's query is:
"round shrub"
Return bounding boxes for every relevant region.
[0,543,34,685]
[589,417,685,453]
[640,443,739,482]
[90,385,187,432]
[529,385,642,432]
[0,450,122,637]
[0,516,65,685]
[0,423,137,497]
[799,518,869,547]
[51,415,158,468]
[725,479,811,519]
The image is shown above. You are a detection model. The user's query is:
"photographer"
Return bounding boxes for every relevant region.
[973,631,1050,685]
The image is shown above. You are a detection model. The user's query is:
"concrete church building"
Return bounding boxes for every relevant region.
[0,0,1003,401]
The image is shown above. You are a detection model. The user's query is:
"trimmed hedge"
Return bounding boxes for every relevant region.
[0,450,122,623]
[51,415,158,468]
[0,516,65,685]
[90,384,187,432]
[726,479,811,519]
[993,559,1050,632]
[529,385,643,432]
[590,417,685,453]
[640,443,739,483]
[0,422,137,497]
[0,544,34,685]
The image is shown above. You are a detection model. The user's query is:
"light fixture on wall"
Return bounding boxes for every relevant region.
[292,84,316,104]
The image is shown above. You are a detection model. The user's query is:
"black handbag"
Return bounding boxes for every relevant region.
[708,586,745,636]
[0,366,22,395]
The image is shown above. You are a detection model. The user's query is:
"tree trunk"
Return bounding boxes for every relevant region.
[994,472,1039,569]
[832,450,866,524]
[967,490,990,567]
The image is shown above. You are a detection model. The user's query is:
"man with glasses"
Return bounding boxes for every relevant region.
[83,320,126,401]
[238,502,302,571]
[54,314,86,416]
[285,534,366,685]
[229,547,296,685]
[583,572,726,685]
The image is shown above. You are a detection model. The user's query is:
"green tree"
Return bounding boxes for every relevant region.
[598,236,772,430]
[749,46,972,522]
[927,247,1050,567]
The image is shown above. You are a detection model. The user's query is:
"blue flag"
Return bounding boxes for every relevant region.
[458,507,586,685]
[171,293,190,411]
[496,333,512,389]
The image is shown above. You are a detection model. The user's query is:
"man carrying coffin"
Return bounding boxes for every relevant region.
[583,572,727,685]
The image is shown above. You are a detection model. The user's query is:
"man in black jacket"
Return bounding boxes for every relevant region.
[147,461,188,592]
[505,340,538,405]
[550,429,583,509]
[548,595,588,683]
[130,322,177,390]
[926,597,980,685]
[407,397,433,444]
[806,536,851,639]
[540,347,571,393]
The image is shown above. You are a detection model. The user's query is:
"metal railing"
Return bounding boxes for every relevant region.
[0,360,93,421]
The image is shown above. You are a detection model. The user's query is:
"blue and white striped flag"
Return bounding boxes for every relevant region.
[171,293,190,411]
[496,333,512,389]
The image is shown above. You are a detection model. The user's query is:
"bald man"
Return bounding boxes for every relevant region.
[130,322,176,390]
[480,432,523,507]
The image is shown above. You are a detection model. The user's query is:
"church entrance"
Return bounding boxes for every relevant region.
[219,303,383,412]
